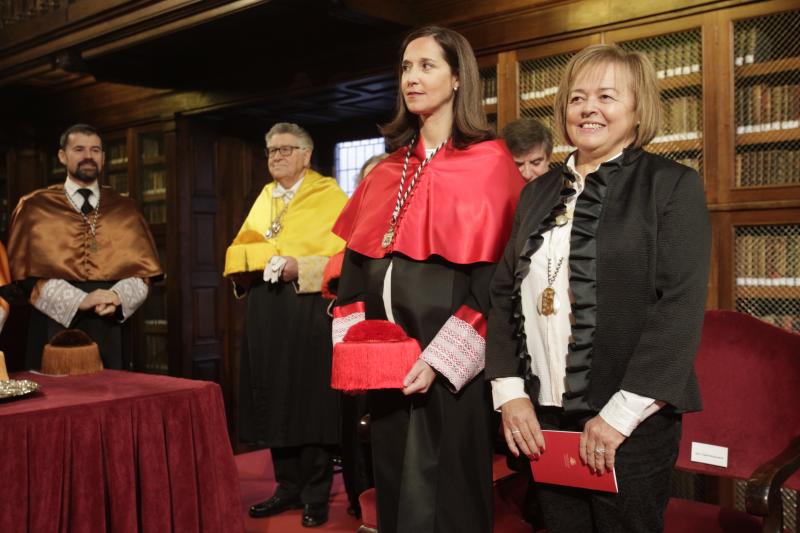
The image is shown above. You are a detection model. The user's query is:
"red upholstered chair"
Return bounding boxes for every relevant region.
[664,310,800,533]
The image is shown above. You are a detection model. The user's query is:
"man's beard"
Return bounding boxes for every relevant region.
[71,161,100,183]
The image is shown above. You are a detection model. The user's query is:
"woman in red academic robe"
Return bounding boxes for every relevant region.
[331,26,523,533]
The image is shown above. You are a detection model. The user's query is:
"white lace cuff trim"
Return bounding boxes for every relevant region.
[332,302,366,345]
[33,279,86,328]
[421,313,486,392]
[111,277,149,322]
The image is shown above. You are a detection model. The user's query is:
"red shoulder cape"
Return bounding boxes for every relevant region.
[333,139,524,265]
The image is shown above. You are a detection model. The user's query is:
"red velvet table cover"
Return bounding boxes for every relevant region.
[0,370,244,533]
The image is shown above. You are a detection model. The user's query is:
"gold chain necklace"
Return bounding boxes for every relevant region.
[65,188,101,252]
[265,196,290,239]
[381,136,447,248]
[538,256,564,316]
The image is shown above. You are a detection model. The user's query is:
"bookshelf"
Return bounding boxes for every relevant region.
[132,127,170,374]
[104,136,129,196]
[733,9,800,195]
[138,242,169,374]
[517,48,577,161]
[138,132,167,225]
[618,29,704,180]
[722,7,800,363]
[479,59,498,131]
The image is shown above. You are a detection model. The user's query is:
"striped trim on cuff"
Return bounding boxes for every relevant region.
[421,305,486,392]
[332,301,366,345]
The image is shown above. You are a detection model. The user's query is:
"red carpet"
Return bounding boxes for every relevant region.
[235,450,533,532]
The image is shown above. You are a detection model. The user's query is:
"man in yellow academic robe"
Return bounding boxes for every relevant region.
[224,122,347,528]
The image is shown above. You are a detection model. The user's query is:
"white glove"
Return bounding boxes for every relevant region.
[264,256,287,283]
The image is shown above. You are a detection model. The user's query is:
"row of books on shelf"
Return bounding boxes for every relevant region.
[520,63,562,100]
[143,188,167,198]
[143,169,167,191]
[141,137,164,159]
[660,95,702,137]
[143,203,167,224]
[144,319,168,327]
[144,335,168,373]
[735,234,800,279]
[735,83,800,132]
[481,75,497,105]
[636,39,701,79]
[106,173,128,194]
[106,143,128,166]
[733,20,800,66]
[735,148,800,187]
[736,277,800,286]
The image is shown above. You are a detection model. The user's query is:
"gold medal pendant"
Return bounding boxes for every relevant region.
[537,287,560,316]
[381,227,395,248]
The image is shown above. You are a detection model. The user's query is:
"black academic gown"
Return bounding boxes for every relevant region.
[337,251,495,533]
[239,279,340,447]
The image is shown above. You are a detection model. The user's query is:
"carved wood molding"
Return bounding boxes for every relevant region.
[0,0,268,84]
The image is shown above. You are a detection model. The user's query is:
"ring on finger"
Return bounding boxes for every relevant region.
[594,447,606,455]
[511,430,521,435]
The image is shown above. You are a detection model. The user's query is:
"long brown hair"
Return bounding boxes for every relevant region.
[380,26,493,151]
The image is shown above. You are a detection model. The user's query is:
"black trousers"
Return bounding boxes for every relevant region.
[271,445,335,505]
[533,407,681,533]
[341,394,373,515]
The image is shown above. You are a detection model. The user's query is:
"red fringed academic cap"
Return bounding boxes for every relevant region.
[331,320,421,391]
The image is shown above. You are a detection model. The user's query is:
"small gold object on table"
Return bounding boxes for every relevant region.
[0,350,40,400]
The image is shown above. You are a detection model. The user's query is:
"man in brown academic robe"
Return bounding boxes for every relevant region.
[7,123,162,370]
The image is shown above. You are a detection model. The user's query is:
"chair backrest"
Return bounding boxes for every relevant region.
[676,310,800,490]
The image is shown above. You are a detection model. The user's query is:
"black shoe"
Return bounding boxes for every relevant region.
[249,495,302,518]
[301,503,329,527]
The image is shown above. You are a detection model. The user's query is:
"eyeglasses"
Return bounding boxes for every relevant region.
[266,145,306,158]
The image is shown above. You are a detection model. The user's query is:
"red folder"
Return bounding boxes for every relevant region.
[529,430,619,493]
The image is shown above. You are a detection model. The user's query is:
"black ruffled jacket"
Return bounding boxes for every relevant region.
[485,148,711,414]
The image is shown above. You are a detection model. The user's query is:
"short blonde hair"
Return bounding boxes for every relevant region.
[554,44,660,149]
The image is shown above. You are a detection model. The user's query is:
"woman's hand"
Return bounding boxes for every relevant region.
[402,359,436,395]
[580,415,626,475]
[500,397,546,459]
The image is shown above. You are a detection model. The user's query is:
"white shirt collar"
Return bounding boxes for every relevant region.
[64,177,101,209]
[565,150,624,182]
[272,172,305,200]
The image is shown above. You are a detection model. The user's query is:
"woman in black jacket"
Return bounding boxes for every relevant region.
[486,44,711,532]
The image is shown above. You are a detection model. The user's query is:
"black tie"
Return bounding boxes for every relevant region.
[77,188,93,215]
